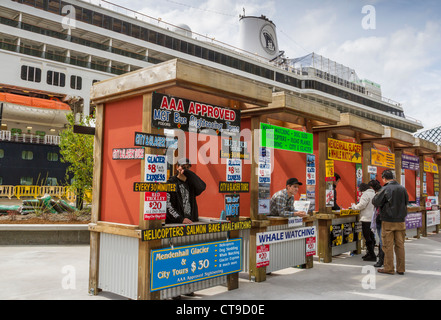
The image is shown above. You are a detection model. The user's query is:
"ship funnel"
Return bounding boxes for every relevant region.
[239,15,280,61]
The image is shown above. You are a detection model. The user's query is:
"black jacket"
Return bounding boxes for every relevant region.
[372,180,408,223]
[332,184,340,211]
[166,169,206,224]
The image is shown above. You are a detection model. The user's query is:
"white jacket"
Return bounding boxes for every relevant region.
[351,189,375,222]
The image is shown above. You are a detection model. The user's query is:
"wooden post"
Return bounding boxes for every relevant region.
[227,217,240,290]
[89,103,104,295]
[362,141,372,184]
[249,226,267,282]
[248,115,268,282]
[137,93,163,300]
[317,217,332,263]
[304,217,314,269]
[318,131,331,214]
[417,153,426,239]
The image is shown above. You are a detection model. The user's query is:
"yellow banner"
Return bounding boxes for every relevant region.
[325,160,335,181]
[424,161,439,174]
[371,149,395,169]
[327,138,362,163]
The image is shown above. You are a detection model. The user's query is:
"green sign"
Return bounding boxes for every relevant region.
[260,123,313,154]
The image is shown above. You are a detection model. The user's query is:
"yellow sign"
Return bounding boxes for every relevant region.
[327,138,362,163]
[325,160,335,181]
[371,149,395,169]
[424,161,439,174]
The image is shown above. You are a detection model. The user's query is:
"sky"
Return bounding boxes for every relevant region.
[97,0,441,131]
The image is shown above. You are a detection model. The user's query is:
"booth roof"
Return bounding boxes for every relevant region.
[90,59,273,107]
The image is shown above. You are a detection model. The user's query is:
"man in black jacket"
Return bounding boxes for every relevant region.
[372,170,409,275]
[166,158,206,224]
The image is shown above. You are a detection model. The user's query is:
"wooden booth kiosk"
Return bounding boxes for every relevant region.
[241,91,340,282]
[313,113,384,263]
[88,59,273,300]
[411,138,440,237]
[362,126,426,240]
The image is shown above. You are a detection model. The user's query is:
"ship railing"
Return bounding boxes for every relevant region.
[0,131,60,145]
[0,185,92,204]
[0,130,11,141]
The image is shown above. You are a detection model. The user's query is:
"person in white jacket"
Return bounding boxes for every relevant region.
[351,183,376,261]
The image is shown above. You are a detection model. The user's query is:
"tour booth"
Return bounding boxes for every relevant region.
[363,126,423,240]
[412,138,440,237]
[240,91,340,282]
[312,113,384,263]
[87,59,274,300]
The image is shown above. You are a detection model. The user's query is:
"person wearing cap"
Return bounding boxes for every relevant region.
[166,158,206,224]
[269,178,308,217]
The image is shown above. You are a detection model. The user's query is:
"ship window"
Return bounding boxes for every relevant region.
[47,152,59,162]
[46,177,57,186]
[165,36,173,49]
[122,22,130,36]
[148,29,157,43]
[70,75,82,90]
[35,0,44,9]
[179,40,187,53]
[92,12,103,27]
[195,45,201,58]
[80,8,92,23]
[48,0,61,14]
[132,25,140,39]
[22,151,33,160]
[113,18,122,33]
[21,65,41,82]
[157,33,165,46]
[103,15,112,30]
[208,50,215,62]
[173,38,181,51]
[20,177,33,185]
[47,71,66,87]
[187,43,195,55]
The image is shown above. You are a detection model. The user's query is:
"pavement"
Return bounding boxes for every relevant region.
[1,232,441,301]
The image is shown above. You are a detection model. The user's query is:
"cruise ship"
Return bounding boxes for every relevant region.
[0,0,424,186]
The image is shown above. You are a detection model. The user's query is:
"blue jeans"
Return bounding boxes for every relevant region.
[376,224,382,246]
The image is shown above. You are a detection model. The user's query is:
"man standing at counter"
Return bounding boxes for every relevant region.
[166,158,206,225]
[372,170,408,275]
[269,178,309,218]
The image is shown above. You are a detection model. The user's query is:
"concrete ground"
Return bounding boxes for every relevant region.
[1,232,441,300]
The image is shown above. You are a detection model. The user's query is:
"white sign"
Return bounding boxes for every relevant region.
[144,192,167,221]
[256,226,316,245]
[258,199,270,214]
[288,217,304,228]
[256,245,270,268]
[294,200,310,213]
[368,166,377,174]
[258,147,271,184]
[145,155,167,183]
[306,237,316,256]
[226,159,242,182]
[427,210,440,227]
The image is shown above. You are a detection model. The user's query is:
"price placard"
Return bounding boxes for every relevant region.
[144,192,167,220]
[145,155,167,183]
[256,245,270,268]
[306,237,316,256]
